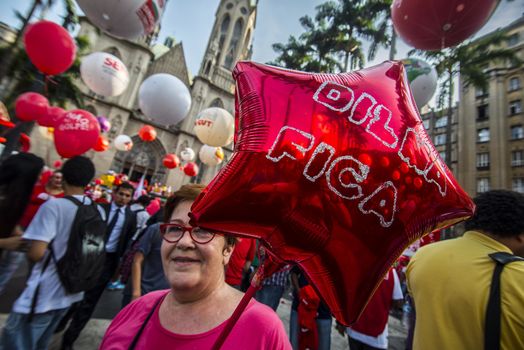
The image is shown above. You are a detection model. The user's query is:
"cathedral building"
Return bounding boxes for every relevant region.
[29,0,258,190]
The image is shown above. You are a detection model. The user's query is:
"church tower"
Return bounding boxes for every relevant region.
[173,0,258,186]
[199,0,257,84]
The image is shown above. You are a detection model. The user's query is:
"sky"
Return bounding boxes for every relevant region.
[0,0,523,78]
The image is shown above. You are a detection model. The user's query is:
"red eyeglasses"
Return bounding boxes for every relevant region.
[159,222,216,244]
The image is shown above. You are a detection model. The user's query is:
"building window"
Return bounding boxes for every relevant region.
[435,116,448,128]
[511,125,524,140]
[507,33,519,47]
[509,100,522,115]
[477,178,490,193]
[439,151,446,162]
[475,87,488,98]
[476,152,489,169]
[513,178,524,193]
[509,77,520,91]
[477,104,489,121]
[224,19,243,70]
[434,134,446,146]
[477,128,490,143]
[511,150,524,167]
[216,15,231,64]
[422,119,430,129]
[209,98,224,108]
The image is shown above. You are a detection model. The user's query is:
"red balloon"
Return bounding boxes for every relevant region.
[138,125,157,142]
[183,162,199,177]
[15,92,49,122]
[24,21,76,75]
[392,0,499,50]
[53,160,62,168]
[163,154,180,169]
[38,106,65,127]
[190,61,475,325]
[54,109,100,158]
[93,135,109,152]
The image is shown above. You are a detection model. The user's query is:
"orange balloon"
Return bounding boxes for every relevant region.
[93,135,109,152]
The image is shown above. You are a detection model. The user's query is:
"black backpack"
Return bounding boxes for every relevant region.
[54,196,108,293]
[30,196,107,319]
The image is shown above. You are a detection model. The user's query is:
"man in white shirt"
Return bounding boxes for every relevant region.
[60,182,136,350]
[0,156,102,350]
[129,195,151,231]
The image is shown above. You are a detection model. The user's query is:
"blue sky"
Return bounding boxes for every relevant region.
[0,0,523,77]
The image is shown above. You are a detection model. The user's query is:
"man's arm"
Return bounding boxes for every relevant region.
[131,252,145,301]
[26,240,49,262]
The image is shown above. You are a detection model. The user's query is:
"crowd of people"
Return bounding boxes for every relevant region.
[0,152,522,349]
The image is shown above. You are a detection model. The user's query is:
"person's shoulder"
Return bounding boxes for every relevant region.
[131,290,167,309]
[241,300,291,349]
[110,290,167,328]
[242,299,283,325]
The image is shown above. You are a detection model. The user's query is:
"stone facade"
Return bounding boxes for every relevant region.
[458,16,524,196]
[28,0,258,190]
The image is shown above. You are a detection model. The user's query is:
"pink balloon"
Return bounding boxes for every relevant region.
[15,92,49,122]
[54,110,100,158]
[24,21,76,75]
[38,106,65,127]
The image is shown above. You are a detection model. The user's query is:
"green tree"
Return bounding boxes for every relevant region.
[271,0,397,73]
[270,15,342,73]
[410,31,522,165]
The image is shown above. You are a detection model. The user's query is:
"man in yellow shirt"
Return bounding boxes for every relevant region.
[407,190,524,350]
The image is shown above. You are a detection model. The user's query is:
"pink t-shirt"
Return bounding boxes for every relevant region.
[100,290,292,350]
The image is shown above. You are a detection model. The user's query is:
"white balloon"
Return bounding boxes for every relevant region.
[199,145,224,166]
[80,52,129,96]
[180,147,195,161]
[114,134,133,151]
[139,74,191,126]
[194,108,234,147]
[401,58,438,108]
[76,0,166,40]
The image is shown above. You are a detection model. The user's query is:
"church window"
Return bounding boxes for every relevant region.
[85,105,98,116]
[224,19,243,70]
[217,15,231,65]
[102,46,123,60]
[240,7,247,15]
[226,3,233,9]
[209,98,224,108]
[204,61,211,76]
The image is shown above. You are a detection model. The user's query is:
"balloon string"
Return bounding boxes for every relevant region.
[211,254,285,350]
[211,281,260,350]
[44,75,49,97]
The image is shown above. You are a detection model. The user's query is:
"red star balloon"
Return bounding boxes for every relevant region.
[190,61,474,325]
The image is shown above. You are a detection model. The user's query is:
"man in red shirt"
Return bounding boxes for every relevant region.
[18,170,64,229]
[337,268,403,350]
[225,238,256,290]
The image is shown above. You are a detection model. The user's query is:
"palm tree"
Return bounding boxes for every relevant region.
[364,0,395,60]
[315,0,380,71]
[270,14,342,73]
[410,31,522,165]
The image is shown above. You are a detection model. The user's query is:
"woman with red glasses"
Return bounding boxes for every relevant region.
[100,184,291,349]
